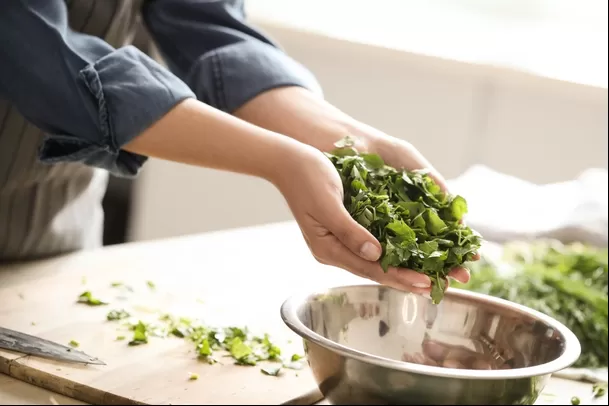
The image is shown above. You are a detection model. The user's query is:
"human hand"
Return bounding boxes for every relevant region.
[273,144,448,294]
[349,123,481,286]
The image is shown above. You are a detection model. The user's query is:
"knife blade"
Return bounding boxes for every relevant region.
[0,326,105,365]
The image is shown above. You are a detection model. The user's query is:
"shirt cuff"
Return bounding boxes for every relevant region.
[185,40,323,113]
[39,46,196,177]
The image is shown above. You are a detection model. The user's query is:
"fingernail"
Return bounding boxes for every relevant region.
[412,283,431,289]
[360,242,381,261]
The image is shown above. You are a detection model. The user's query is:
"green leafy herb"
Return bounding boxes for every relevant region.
[188,372,199,381]
[68,340,79,348]
[99,294,306,376]
[571,396,580,405]
[593,382,607,398]
[456,240,608,368]
[110,281,134,292]
[77,291,108,306]
[116,335,126,341]
[106,309,131,321]
[128,321,149,346]
[325,136,482,304]
[261,366,282,376]
[146,280,156,290]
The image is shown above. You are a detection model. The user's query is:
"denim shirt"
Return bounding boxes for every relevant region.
[0,0,322,178]
[0,0,321,262]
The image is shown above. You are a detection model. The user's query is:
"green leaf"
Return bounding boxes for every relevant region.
[77,291,108,306]
[362,153,385,169]
[424,209,448,235]
[333,135,356,149]
[261,366,282,376]
[107,309,131,321]
[128,321,149,346]
[430,276,447,305]
[386,220,416,243]
[229,337,253,361]
[68,340,79,348]
[447,195,468,221]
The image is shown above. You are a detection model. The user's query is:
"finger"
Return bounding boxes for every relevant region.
[447,267,470,284]
[319,203,383,262]
[315,235,432,294]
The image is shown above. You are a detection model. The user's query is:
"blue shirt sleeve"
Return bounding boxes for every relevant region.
[0,0,196,177]
[141,0,323,113]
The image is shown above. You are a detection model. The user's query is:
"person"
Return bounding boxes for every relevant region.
[0,0,474,294]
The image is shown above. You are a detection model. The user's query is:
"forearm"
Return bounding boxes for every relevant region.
[123,98,302,183]
[233,86,373,153]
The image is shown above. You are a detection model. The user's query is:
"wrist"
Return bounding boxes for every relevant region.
[234,86,374,154]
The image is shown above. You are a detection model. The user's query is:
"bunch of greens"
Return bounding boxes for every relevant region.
[455,240,608,368]
[325,136,482,304]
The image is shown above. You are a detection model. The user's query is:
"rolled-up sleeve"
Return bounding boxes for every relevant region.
[142,0,323,113]
[0,1,195,177]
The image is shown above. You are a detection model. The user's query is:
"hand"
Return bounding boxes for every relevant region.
[351,123,481,286]
[233,87,478,291]
[273,144,446,294]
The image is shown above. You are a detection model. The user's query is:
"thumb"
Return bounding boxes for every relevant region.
[324,205,382,262]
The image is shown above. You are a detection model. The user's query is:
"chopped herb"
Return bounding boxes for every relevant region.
[593,382,607,398]
[128,321,149,346]
[261,366,281,376]
[78,289,301,376]
[106,309,131,321]
[326,136,482,304]
[77,291,108,306]
[188,372,199,381]
[31,322,36,326]
[110,281,134,292]
[68,340,79,348]
[571,396,580,405]
[146,280,156,290]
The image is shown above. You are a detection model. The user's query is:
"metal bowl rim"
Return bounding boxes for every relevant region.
[280,284,582,380]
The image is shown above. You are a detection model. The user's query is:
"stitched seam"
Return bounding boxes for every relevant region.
[211,52,227,111]
[79,66,116,152]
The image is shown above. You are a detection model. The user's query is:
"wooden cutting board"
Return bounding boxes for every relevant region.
[0,221,366,405]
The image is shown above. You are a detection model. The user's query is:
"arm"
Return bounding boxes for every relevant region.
[138,0,437,179]
[141,0,322,115]
[0,0,192,177]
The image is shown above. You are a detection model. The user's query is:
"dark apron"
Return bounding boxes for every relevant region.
[0,0,149,261]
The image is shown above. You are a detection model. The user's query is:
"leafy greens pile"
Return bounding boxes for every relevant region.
[77,283,304,377]
[455,240,608,368]
[325,136,482,304]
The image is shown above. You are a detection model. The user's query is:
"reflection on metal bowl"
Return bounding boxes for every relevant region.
[280,285,580,405]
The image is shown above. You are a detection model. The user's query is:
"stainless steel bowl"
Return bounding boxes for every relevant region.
[280,284,581,405]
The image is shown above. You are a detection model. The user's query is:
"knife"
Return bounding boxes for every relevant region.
[0,326,105,365]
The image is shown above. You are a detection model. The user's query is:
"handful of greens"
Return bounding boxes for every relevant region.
[456,240,608,368]
[325,136,482,304]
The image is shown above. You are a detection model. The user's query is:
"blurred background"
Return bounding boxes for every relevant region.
[102,0,608,246]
